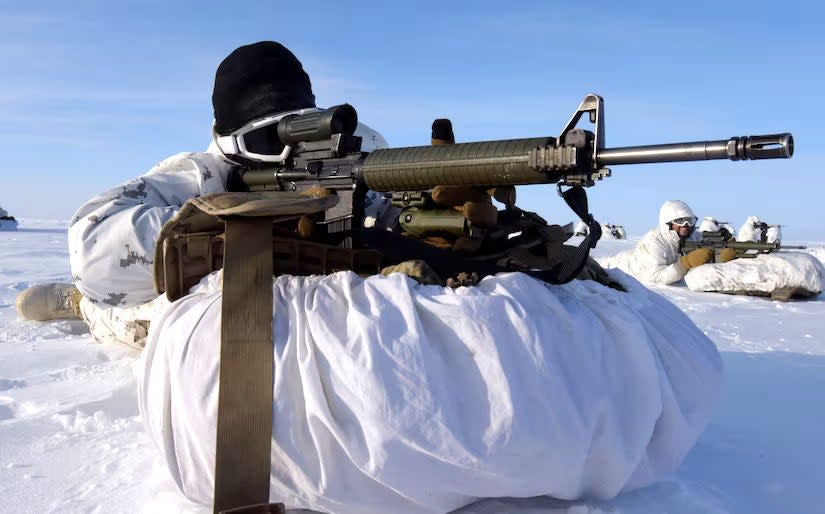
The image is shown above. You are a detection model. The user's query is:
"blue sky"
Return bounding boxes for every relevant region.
[1,0,823,240]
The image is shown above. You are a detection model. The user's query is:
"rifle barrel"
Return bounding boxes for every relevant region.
[598,133,793,166]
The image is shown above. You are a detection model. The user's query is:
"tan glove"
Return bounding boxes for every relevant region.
[418,185,498,255]
[296,186,335,239]
[417,119,499,255]
[431,185,498,226]
[380,260,442,285]
[679,248,715,271]
[718,247,738,263]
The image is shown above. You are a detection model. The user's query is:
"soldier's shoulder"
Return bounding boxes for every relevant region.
[355,123,389,151]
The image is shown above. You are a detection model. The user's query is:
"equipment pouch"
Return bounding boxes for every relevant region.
[153,191,383,301]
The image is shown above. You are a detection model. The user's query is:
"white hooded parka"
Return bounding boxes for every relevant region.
[598,200,700,285]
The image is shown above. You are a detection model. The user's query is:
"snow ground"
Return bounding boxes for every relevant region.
[1,221,824,514]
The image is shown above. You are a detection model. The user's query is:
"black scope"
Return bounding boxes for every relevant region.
[277,104,358,145]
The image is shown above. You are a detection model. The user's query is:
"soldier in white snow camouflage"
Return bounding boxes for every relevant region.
[597,200,715,284]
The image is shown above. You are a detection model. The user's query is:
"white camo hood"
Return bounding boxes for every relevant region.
[598,200,700,285]
[658,200,696,228]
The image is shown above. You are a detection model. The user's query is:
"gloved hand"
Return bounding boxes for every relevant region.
[296,186,334,239]
[416,118,499,255]
[380,260,483,288]
[679,248,715,271]
[417,185,499,254]
[718,247,738,263]
[380,260,442,285]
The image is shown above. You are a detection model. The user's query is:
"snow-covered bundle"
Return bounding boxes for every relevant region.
[685,252,825,298]
[138,270,722,514]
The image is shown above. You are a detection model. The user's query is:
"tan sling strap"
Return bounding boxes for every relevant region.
[213,215,278,514]
[152,191,382,513]
[151,192,339,514]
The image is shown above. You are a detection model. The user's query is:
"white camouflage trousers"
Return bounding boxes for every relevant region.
[78,294,171,349]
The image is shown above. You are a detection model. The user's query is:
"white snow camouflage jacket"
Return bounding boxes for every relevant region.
[737,215,763,242]
[68,122,389,308]
[737,215,782,244]
[597,200,701,285]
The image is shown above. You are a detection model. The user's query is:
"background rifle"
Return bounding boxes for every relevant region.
[681,230,806,258]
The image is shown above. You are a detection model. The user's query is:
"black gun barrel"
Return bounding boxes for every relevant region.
[598,133,793,166]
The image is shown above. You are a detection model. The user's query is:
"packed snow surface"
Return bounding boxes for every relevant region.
[1,221,824,514]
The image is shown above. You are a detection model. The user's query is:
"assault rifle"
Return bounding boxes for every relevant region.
[681,230,806,258]
[234,94,794,285]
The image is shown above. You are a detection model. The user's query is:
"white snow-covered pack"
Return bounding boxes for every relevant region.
[685,252,825,299]
[137,269,722,514]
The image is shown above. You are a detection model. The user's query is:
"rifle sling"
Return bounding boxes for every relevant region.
[214,216,282,514]
[553,185,599,282]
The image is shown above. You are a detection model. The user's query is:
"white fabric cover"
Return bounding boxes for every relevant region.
[67,122,388,309]
[597,201,699,285]
[137,269,722,514]
[685,252,825,295]
[573,220,589,236]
